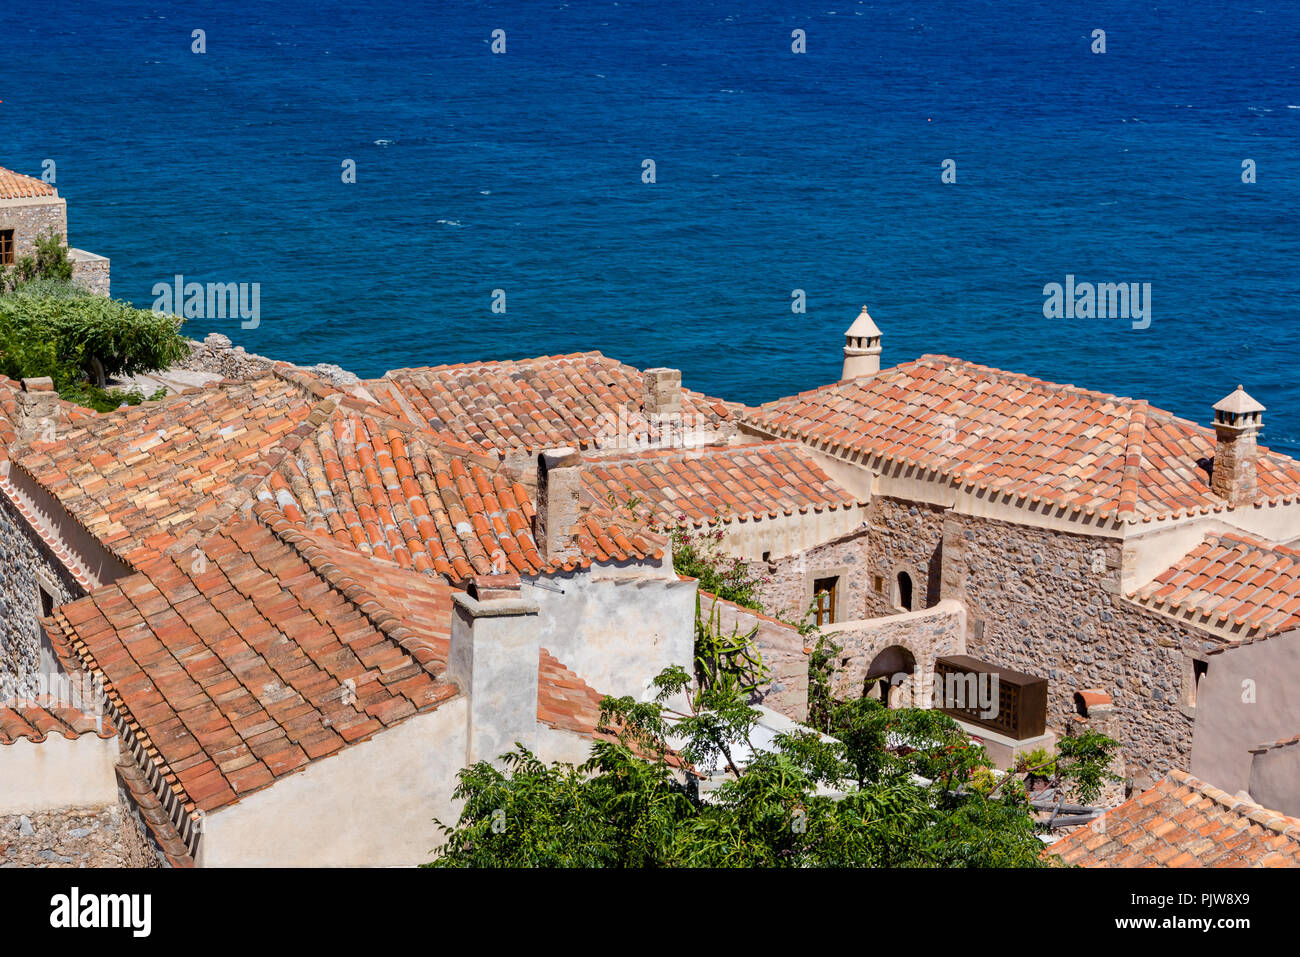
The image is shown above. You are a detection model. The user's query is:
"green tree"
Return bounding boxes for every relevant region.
[0,284,187,410]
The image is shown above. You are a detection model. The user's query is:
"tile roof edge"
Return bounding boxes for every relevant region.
[1166,768,1300,839]
[695,588,803,635]
[1248,732,1300,754]
[380,350,608,378]
[44,602,200,841]
[0,701,117,744]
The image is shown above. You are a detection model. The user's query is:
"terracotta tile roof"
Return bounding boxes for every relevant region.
[581,440,864,528]
[368,351,735,455]
[263,404,663,581]
[537,648,608,737]
[43,508,460,816]
[1048,770,1300,867]
[745,355,1300,523]
[1129,532,1300,640]
[1251,732,1300,754]
[11,377,327,568]
[0,166,58,200]
[0,699,116,744]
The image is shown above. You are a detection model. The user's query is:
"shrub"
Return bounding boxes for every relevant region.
[0,287,187,392]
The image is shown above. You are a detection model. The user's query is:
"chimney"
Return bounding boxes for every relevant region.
[1211,385,1265,505]
[642,367,682,415]
[534,448,583,563]
[447,574,542,765]
[841,305,882,381]
[15,377,59,444]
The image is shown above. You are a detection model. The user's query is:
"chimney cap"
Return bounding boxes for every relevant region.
[539,447,581,469]
[844,305,881,340]
[1213,385,1265,416]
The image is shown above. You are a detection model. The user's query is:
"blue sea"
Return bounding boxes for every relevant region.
[3,1,1298,451]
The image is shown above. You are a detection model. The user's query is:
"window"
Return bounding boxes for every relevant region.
[0,230,13,266]
[895,571,914,611]
[1191,659,1209,706]
[812,576,838,627]
[39,586,55,618]
[872,574,884,593]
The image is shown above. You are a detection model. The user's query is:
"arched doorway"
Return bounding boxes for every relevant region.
[864,645,917,708]
[895,571,914,611]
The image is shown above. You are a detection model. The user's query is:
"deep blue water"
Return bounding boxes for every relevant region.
[3,1,1298,451]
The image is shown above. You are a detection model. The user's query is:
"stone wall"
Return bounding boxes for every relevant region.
[701,590,809,721]
[825,600,966,706]
[176,334,279,380]
[751,527,871,624]
[0,198,67,262]
[863,496,947,617]
[0,792,157,868]
[69,249,110,296]
[0,495,82,689]
[177,333,363,387]
[942,512,1219,787]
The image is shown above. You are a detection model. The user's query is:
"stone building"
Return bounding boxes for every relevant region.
[737,307,1300,789]
[0,165,110,294]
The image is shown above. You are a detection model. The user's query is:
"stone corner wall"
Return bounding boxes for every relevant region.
[700,591,809,722]
[0,197,67,261]
[864,496,949,617]
[0,494,82,687]
[70,252,110,296]
[944,510,1212,786]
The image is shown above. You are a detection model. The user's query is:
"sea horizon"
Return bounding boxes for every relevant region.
[2,0,1296,450]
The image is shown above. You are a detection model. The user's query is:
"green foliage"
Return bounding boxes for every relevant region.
[805,627,843,733]
[0,230,73,292]
[694,592,770,701]
[431,659,1060,868]
[658,514,769,611]
[0,283,186,408]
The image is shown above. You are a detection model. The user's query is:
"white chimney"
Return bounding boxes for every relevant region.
[841,305,882,381]
[447,574,542,765]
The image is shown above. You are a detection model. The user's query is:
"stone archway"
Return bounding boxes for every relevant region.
[864,644,917,708]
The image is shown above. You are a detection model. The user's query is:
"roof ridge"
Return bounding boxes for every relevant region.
[1116,399,1149,519]
[250,501,453,680]
[382,350,608,378]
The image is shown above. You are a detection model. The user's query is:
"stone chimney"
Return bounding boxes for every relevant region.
[1211,385,1265,505]
[534,448,583,563]
[642,367,682,415]
[841,305,882,381]
[447,574,542,765]
[14,377,59,444]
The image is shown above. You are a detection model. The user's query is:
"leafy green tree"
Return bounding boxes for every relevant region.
[0,283,187,410]
[429,659,1101,867]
